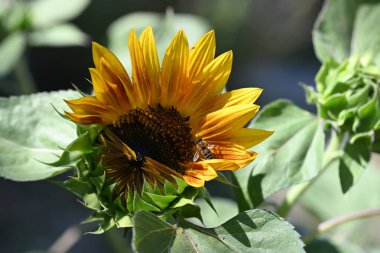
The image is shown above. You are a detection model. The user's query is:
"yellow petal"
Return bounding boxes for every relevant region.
[179,51,232,115]
[64,111,110,125]
[193,104,260,139]
[145,157,183,178]
[92,42,132,89]
[128,30,150,108]
[64,96,110,115]
[195,88,263,116]
[212,128,273,149]
[189,30,216,80]
[211,142,257,168]
[99,57,135,109]
[183,174,204,187]
[160,30,189,107]
[89,68,114,105]
[197,159,240,171]
[139,26,160,104]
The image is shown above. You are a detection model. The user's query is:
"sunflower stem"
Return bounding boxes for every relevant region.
[277,130,342,217]
[302,207,380,244]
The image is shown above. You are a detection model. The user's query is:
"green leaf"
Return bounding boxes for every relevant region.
[313,0,380,64]
[234,100,324,208]
[107,9,210,73]
[0,90,79,181]
[0,32,26,77]
[133,209,305,253]
[29,24,89,47]
[338,138,371,193]
[29,0,91,28]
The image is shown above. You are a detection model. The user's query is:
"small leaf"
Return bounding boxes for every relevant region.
[234,100,324,208]
[144,192,177,210]
[29,24,89,47]
[171,187,198,208]
[83,193,101,211]
[178,204,203,222]
[133,209,305,253]
[59,177,93,197]
[0,90,79,181]
[29,0,91,28]
[132,192,161,213]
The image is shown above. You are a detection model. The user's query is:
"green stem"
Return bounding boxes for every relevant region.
[302,207,380,244]
[277,131,342,217]
[14,55,37,94]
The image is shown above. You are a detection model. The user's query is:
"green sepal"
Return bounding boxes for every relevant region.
[57,177,93,198]
[171,187,199,208]
[48,124,101,167]
[215,172,237,188]
[197,187,217,215]
[144,193,178,210]
[114,212,133,228]
[90,174,105,194]
[178,204,203,223]
[132,191,161,213]
[83,193,102,211]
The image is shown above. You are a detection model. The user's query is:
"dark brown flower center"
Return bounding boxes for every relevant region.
[110,104,195,174]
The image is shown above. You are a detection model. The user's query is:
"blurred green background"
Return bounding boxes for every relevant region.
[1,0,379,252]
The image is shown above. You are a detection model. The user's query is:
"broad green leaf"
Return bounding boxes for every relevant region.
[29,24,89,47]
[29,0,91,28]
[234,100,324,208]
[338,138,371,193]
[0,32,26,77]
[0,90,79,181]
[133,209,305,253]
[107,9,210,73]
[313,0,380,64]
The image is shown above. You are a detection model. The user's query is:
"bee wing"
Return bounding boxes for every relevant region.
[208,144,217,149]
[193,151,200,162]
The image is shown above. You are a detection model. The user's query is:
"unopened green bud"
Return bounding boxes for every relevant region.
[305,54,380,144]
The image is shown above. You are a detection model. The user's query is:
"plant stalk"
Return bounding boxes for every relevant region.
[302,207,380,244]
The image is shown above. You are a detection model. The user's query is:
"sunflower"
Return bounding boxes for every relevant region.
[64,27,272,196]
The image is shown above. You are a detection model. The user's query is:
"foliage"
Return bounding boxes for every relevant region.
[133,209,304,253]
[1,0,380,252]
[232,100,324,209]
[0,90,79,180]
